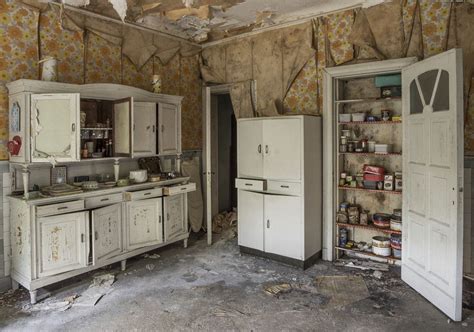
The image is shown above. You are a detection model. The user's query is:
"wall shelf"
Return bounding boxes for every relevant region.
[338,186,402,195]
[335,97,401,104]
[336,246,401,261]
[339,152,402,156]
[336,222,402,235]
[81,128,113,131]
[338,121,401,125]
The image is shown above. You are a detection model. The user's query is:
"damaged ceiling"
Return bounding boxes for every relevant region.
[36,0,385,43]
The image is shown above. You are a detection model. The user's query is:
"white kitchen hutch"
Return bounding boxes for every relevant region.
[6,80,195,304]
[323,49,464,321]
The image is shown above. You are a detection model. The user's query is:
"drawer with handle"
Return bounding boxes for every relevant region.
[124,187,163,201]
[85,193,123,208]
[163,183,196,196]
[235,178,266,191]
[266,181,301,195]
[36,200,85,217]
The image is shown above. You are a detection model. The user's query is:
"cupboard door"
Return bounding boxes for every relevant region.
[92,204,122,264]
[31,93,80,163]
[37,211,88,277]
[263,119,301,181]
[114,97,134,157]
[133,102,157,157]
[237,190,264,251]
[158,103,179,155]
[126,198,162,250]
[264,194,302,260]
[237,119,263,178]
[164,193,186,241]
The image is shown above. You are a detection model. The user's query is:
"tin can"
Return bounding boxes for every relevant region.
[339,228,348,247]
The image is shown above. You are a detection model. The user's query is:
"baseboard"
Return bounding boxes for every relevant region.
[239,246,321,270]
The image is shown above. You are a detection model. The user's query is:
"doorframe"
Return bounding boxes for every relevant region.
[202,81,257,245]
[322,57,417,261]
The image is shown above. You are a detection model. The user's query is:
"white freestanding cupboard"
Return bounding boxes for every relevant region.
[236,115,322,268]
[323,49,464,321]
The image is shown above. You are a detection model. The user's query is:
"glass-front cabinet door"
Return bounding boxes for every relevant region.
[30,93,80,163]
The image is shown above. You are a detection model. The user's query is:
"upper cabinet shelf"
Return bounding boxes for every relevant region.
[338,121,402,125]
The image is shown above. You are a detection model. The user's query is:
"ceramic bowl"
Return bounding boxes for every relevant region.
[130,170,147,183]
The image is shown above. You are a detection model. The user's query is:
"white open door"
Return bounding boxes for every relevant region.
[402,48,464,321]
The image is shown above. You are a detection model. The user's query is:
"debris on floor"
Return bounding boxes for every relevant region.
[315,275,370,308]
[143,253,160,259]
[373,270,383,279]
[212,209,237,235]
[146,264,155,271]
[335,259,389,272]
[264,283,293,296]
[73,273,115,307]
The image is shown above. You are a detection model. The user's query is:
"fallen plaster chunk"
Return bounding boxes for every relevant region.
[335,259,389,272]
[372,270,383,279]
[73,273,115,307]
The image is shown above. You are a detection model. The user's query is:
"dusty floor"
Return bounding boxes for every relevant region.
[0,230,472,331]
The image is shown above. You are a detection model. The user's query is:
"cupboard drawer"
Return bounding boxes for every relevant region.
[124,187,163,201]
[86,193,123,209]
[266,181,301,195]
[235,178,266,191]
[163,183,196,196]
[36,200,85,217]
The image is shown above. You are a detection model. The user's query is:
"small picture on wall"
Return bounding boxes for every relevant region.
[51,166,68,185]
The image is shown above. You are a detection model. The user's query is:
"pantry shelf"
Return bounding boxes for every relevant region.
[338,121,401,125]
[339,152,402,156]
[335,246,401,262]
[338,186,402,195]
[336,222,402,235]
[81,128,113,131]
[335,97,401,104]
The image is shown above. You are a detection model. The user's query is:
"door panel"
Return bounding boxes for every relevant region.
[133,102,156,157]
[164,194,186,241]
[263,119,301,181]
[158,103,179,155]
[37,212,88,277]
[92,204,122,264]
[237,190,264,251]
[402,48,463,321]
[264,194,302,260]
[114,97,133,157]
[31,93,80,163]
[126,198,162,250]
[237,120,263,178]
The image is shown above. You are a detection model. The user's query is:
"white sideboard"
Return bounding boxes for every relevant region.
[9,179,195,304]
[236,115,322,269]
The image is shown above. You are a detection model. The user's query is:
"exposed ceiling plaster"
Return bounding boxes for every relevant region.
[45,0,386,43]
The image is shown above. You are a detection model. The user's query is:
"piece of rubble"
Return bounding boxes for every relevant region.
[264,283,292,296]
[146,264,155,271]
[143,253,161,259]
[373,271,383,279]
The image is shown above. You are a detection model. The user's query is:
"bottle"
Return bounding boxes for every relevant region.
[82,143,88,159]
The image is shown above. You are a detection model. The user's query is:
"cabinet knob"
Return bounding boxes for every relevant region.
[265,145,269,154]
[71,123,76,132]
[258,144,262,153]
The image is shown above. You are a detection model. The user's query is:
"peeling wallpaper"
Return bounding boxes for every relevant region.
[0,0,202,160]
[203,1,474,154]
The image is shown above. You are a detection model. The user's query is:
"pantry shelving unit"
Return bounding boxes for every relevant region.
[334,74,404,265]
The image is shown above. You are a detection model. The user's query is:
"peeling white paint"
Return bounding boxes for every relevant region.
[108,0,127,22]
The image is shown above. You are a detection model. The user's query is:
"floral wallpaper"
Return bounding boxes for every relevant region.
[122,56,153,91]
[283,56,318,114]
[326,10,355,65]
[0,0,39,160]
[85,32,121,84]
[419,0,451,58]
[39,7,84,84]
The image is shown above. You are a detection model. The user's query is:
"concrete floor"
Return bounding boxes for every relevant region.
[0,229,472,331]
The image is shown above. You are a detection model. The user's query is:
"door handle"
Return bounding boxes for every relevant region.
[258,144,262,153]
[81,233,85,243]
[265,145,269,154]
[266,220,270,228]
[95,231,98,240]
[71,123,76,132]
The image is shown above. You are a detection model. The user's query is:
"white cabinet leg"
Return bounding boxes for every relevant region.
[22,166,30,199]
[121,259,126,271]
[114,159,120,182]
[11,279,19,290]
[29,290,38,304]
[183,238,188,248]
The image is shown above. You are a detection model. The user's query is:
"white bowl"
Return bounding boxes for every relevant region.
[129,170,147,183]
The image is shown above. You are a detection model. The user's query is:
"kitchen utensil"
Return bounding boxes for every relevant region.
[130,170,147,183]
